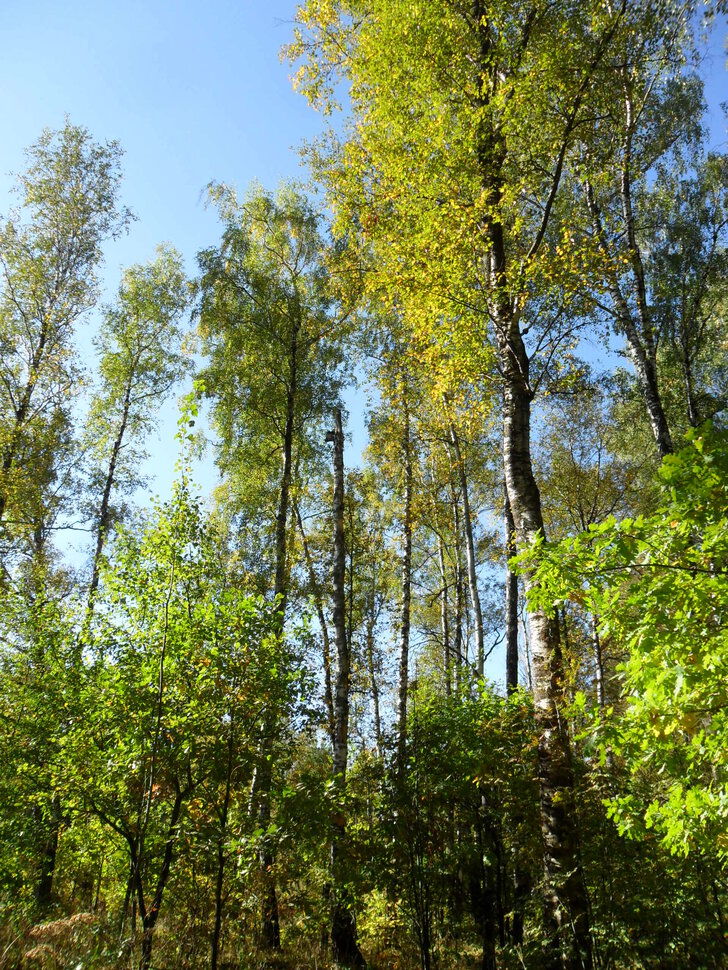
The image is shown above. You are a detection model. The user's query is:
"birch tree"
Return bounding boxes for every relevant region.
[327,408,365,967]
[0,122,131,558]
[197,181,349,947]
[85,245,189,610]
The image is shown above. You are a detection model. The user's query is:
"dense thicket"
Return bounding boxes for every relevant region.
[0,3,727,968]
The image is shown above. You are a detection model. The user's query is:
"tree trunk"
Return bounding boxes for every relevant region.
[504,484,531,946]
[448,418,485,676]
[448,477,465,680]
[255,323,300,950]
[476,816,497,970]
[591,613,605,709]
[582,175,673,459]
[296,501,336,744]
[328,408,365,968]
[34,795,61,910]
[499,317,592,969]
[681,349,699,428]
[477,86,591,962]
[469,4,594,956]
[619,82,673,451]
[437,534,452,697]
[87,379,133,613]
[331,409,349,787]
[273,326,298,618]
[135,786,184,970]
[505,484,519,695]
[396,404,413,770]
[211,726,235,970]
[365,575,383,757]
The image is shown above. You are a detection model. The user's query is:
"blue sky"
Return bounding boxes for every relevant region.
[1,1,320,273]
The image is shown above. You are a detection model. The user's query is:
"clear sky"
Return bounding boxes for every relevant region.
[1,1,323,274]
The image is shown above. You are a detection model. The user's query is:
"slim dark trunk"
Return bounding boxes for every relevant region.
[328,409,365,968]
[140,926,154,970]
[296,501,335,744]
[437,534,452,697]
[365,577,382,757]
[330,408,349,787]
[480,877,497,970]
[136,786,184,970]
[34,794,61,910]
[448,418,485,676]
[397,405,413,769]
[505,484,519,694]
[448,477,465,679]
[87,379,133,613]
[453,533,464,686]
[211,726,235,970]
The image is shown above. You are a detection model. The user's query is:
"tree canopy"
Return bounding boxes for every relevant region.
[1,9,728,969]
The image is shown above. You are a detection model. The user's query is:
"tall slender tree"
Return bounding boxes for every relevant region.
[572,5,708,457]
[0,122,131,566]
[197,181,350,946]
[328,409,365,967]
[85,245,189,611]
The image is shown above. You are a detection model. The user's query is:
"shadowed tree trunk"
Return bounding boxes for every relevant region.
[396,402,413,770]
[134,787,185,970]
[34,795,61,910]
[328,409,365,968]
[505,484,519,695]
[470,4,594,962]
[437,534,452,697]
[255,320,300,952]
[365,570,383,757]
[296,500,336,744]
[447,416,485,676]
[448,475,465,682]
